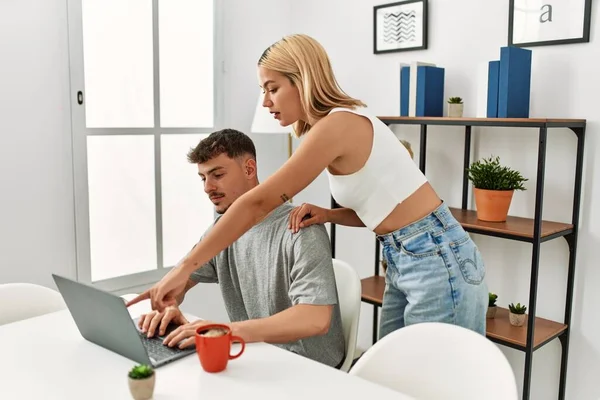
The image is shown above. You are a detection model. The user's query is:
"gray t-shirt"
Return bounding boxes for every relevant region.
[189,203,345,368]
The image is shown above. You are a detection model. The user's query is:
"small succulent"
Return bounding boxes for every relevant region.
[128,364,154,380]
[447,96,463,104]
[489,292,498,307]
[508,302,527,315]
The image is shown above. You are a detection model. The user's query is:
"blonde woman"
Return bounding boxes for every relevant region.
[128,34,488,338]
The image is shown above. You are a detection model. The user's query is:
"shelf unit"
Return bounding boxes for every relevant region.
[329,117,586,400]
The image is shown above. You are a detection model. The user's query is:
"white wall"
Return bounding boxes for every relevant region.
[290,1,600,399]
[3,1,599,399]
[0,0,77,288]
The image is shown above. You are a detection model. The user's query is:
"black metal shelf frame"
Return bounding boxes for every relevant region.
[329,117,585,400]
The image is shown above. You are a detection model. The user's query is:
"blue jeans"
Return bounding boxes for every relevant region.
[378,202,488,339]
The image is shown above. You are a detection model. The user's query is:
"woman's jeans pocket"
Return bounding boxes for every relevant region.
[449,234,486,285]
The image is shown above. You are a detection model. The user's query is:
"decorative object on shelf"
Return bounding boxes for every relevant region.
[128,364,155,400]
[399,139,414,159]
[447,97,464,117]
[487,292,498,319]
[508,302,527,327]
[467,155,528,222]
[509,0,592,47]
[374,0,428,54]
[486,46,532,118]
[399,62,444,117]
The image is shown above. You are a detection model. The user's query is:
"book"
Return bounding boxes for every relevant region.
[487,60,500,118]
[415,66,445,117]
[400,64,410,116]
[408,61,436,116]
[498,46,532,118]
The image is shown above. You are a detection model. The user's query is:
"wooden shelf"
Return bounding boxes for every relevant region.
[487,307,567,350]
[449,208,573,242]
[360,276,567,350]
[361,276,386,306]
[377,116,586,129]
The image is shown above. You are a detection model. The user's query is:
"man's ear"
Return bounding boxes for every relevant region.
[244,158,258,179]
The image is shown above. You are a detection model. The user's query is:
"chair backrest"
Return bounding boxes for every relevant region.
[0,283,67,326]
[332,258,361,372]
[350,322,518,399]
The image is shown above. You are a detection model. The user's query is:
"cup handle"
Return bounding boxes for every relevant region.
[229,336,245,360]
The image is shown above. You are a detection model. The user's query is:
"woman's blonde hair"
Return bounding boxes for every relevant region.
[258,34,366,136]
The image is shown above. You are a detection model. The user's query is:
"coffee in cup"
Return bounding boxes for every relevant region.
[195,324,245,373]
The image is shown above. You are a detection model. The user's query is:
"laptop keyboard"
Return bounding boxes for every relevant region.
[139,332,186,359]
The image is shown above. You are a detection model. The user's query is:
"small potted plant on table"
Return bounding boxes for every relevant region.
[487,292,498,319]
[508,302,527,327]
[466,155,528,222]
[128,364,155,400]
[447,97,464,117]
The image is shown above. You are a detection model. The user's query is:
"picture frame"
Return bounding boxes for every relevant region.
[373,0,428,54]
[508,0,592,47]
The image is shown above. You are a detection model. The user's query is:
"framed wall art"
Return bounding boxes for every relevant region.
[373,0,428,54]
[509,0,592,47]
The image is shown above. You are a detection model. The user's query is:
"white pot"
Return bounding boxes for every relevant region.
[509,312,526,327]
[486,306,497,319]
[448,103,464,118]
[128,374,155,400]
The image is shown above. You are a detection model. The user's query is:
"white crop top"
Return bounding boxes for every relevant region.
[326,107,428,231]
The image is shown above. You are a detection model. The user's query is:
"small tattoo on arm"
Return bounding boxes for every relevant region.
[280,193,290,203]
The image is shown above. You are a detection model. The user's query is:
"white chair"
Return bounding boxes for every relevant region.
[350,322,518,400]
[332,258,361,372]
[0,283,67,326]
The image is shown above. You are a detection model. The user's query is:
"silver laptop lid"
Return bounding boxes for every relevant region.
[52,274,153,366]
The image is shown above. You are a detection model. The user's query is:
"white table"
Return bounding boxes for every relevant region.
[0,302,413,399]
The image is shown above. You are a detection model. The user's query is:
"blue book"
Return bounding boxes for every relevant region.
[400,66,410,116]
[498,46,532,118]
[487,60,500,118]
[415,66,444,117]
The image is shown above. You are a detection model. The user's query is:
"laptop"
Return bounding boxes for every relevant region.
[52,274,196,368]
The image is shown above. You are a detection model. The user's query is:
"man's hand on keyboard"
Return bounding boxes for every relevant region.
[163,320,226,349]
[138,306,189,338]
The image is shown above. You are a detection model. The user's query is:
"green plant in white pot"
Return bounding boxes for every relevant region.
[487,292,498,319]
[508,302,527,327]
[466,156,528,222]
[447,96,464,117]
[128,364,155,400]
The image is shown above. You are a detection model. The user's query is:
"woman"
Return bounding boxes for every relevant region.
[128,33,488,338]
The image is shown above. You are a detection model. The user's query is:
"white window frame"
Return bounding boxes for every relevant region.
[66,0,224,292]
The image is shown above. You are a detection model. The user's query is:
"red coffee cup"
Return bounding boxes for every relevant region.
[195,324,245,373]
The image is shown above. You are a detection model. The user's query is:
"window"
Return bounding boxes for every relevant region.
[67,0,222,291]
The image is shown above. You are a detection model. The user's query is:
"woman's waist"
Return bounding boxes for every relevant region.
[373,182,443,235]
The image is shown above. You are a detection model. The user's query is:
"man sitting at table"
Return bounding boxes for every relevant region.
[136,129,345,368]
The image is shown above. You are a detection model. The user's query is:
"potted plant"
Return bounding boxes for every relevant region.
[487,292,498,319]
[508,302,527,327]
[128,364,155,400]
[447,97,464,117]
[466,155,528,222]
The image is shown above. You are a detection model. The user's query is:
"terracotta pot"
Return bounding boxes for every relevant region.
[509,312,526,327]
[473,188,514,222]
[486,306,497,319]
[448,103,464,117]
[128,374,155,400]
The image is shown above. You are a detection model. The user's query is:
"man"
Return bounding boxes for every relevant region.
[137,129,345,368]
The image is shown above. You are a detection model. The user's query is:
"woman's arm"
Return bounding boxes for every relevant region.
[328,207,365,227]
